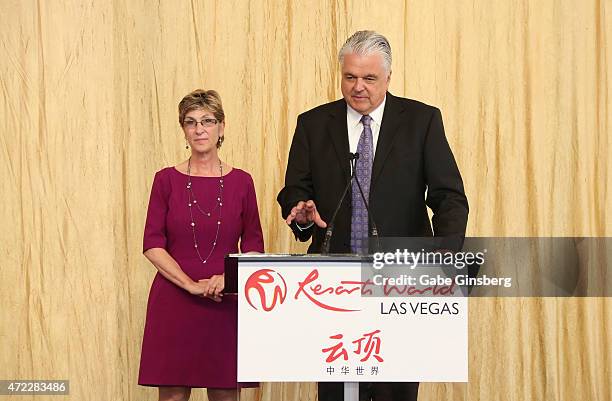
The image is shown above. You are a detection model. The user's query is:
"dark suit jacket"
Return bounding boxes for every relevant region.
[277,92,468,253]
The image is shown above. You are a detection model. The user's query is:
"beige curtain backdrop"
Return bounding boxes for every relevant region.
[1,1,610,400]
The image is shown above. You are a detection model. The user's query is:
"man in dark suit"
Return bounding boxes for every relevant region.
[277,31,468,401]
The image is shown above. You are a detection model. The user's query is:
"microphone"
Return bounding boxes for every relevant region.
[320,153,359,254]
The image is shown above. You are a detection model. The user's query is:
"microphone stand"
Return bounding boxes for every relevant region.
[320,153,358,254]
[343,157,380,401]
[320,153,381,254]
[320,153,380,401]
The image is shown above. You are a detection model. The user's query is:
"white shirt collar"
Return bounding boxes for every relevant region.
[346,95,387,128]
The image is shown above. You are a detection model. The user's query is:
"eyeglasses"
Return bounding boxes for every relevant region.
[183,118,219,129]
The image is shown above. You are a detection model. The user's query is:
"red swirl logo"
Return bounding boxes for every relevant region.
[244,269,288,312]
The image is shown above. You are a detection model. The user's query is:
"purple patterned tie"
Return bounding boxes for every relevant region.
[351,115,373,254]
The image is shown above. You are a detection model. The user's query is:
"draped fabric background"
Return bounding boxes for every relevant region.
[0,1,610,400]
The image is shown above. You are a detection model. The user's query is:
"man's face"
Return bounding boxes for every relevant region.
[340,52,391,115]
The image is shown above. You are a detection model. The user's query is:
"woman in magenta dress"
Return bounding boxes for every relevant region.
[139,89,264,401]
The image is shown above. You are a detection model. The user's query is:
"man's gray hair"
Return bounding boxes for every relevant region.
[338,30,392,73]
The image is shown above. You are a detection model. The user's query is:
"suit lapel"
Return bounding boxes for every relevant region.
[327,100,350,180]
[372,93,405,186]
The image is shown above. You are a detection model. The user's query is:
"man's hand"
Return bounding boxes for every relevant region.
[285,200,327,228]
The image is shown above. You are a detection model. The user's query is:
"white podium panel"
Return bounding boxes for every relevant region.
[237,257,468,382]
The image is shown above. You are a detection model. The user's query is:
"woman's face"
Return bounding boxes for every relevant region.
[182,108,224,153]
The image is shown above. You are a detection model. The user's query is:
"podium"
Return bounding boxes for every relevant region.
[227,254,468,400]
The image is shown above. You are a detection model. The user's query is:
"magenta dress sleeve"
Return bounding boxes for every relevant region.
[240,174,265,253]
[143,170,169,252]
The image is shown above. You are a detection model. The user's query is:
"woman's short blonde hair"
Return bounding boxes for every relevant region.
[178,89,225,125]
[178,89,225,148]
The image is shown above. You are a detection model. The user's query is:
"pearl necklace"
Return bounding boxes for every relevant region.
[186,157,223,264]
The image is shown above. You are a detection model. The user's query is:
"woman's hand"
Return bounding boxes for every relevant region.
[185,280,208,296]
[204,274,225,299]
[192,275,224,302]
[186,280,221,302]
